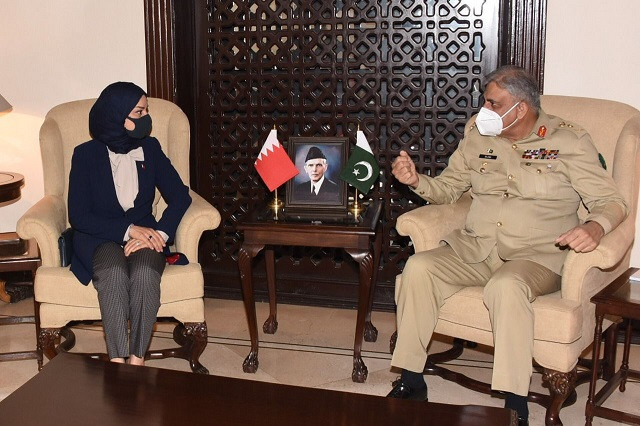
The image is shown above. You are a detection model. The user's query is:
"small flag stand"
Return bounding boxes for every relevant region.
[271,187,284,220]
[351,188,361,218]
[350,125,361,219]
[254,124,299,220]
[270,125,285,221]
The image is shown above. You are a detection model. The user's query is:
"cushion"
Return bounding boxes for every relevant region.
[34,263,204,308]
[437,287,583,345]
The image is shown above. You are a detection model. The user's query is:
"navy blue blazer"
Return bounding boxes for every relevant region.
[68,137,191,284]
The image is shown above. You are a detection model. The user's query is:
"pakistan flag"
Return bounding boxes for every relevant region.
[339,130,380,194]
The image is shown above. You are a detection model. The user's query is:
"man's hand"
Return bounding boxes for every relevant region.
[392,150,419,189]
[555,221,605,253]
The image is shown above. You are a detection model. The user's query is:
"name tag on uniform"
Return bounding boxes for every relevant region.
[479,154,497,160]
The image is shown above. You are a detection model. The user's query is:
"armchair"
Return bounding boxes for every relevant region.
[394,95,640,425]
[17,97,220,373]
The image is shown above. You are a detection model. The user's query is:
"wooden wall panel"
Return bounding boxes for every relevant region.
[146,0,547,310]
[144,0,175,100]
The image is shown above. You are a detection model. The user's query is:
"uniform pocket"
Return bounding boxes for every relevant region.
[470,158,502,174]
[469,159,504,194]
[519,161,559,197]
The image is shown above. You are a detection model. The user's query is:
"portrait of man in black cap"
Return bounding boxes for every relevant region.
[292,145,340,203]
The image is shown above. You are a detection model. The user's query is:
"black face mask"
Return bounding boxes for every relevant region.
[126,114,152,139]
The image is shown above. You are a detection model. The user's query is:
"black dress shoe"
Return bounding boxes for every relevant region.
[517,417,528,426]
[386,380,428,401]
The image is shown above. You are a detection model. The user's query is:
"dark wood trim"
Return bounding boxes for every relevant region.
[145,0,202,188]
[499,0,547,90]
[173,1,201,189]
[144,0,175,101]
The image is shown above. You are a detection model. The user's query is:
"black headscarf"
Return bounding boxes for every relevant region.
[89,82,147,154]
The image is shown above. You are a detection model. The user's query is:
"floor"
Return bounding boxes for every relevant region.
[1,296,638,425]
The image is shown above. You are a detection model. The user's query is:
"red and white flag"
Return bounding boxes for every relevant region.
[254,129,299,191]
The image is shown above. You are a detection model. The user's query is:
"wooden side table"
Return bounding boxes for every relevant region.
[0,232,42,366]
[0,171,24,203]
[586,267,640,425]
[237,200,383,382]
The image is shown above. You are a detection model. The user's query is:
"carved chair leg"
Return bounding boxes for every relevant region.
[391,328,580,426]
[38,328,58,360]
[38,326,77,362]
[174,322,209,374]
[541,368,577,426]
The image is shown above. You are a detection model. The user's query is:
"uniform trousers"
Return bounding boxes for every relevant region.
[390,244,560,396]
[92,242,165,359]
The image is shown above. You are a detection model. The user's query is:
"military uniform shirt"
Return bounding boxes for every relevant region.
[411,109,628,274]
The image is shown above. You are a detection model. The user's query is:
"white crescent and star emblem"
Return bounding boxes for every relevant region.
[353,161,373,181]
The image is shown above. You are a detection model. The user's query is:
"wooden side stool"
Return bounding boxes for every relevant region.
[586,267,640,425]
[0,232,42,367]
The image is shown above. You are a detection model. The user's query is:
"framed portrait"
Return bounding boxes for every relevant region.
[285,137,349,218]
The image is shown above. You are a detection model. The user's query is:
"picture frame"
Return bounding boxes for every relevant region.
[285,136,349,218]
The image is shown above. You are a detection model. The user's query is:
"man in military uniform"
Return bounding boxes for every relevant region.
[388,66,628,425]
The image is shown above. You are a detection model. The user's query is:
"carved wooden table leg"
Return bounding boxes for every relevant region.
[586,313,604,426]
[263,247,278,334]
[346,248,375,383]
[364,229,381,343]
[238,243,264,373]
[620,319,632,392]
[34,300,43,370]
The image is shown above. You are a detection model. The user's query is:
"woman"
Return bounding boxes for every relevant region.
[68,82,191,365]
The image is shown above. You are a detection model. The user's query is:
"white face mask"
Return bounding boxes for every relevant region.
[475,101,520,136]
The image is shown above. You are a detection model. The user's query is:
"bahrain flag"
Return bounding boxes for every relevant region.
[254,129,299,191]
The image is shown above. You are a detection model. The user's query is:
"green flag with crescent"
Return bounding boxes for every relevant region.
[339,130,380,194]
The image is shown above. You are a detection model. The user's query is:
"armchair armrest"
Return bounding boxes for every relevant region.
[174,190,221,261]
[16,195,66,267]
[396,193,471,253]
[560,216,635,302]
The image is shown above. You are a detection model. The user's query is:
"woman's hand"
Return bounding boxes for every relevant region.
[124,238,147,256]
[129,225,166,252]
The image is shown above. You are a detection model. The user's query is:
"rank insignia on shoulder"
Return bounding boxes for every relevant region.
[537,125,547,138]
[522,148,559,160]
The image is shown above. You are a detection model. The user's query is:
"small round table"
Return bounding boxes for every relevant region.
[0,171,24,203]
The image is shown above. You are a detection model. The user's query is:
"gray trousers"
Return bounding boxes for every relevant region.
[391,244,561,396]
[92,242,165,359]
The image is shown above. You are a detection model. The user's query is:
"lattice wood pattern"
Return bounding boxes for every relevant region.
[196,0,499,307]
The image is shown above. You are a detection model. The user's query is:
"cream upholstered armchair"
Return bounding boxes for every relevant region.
[17,98,220,373]
[394,95,640,425]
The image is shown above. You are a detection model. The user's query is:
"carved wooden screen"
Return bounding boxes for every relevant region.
[184,0,499,309]
[145,0,546,310]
